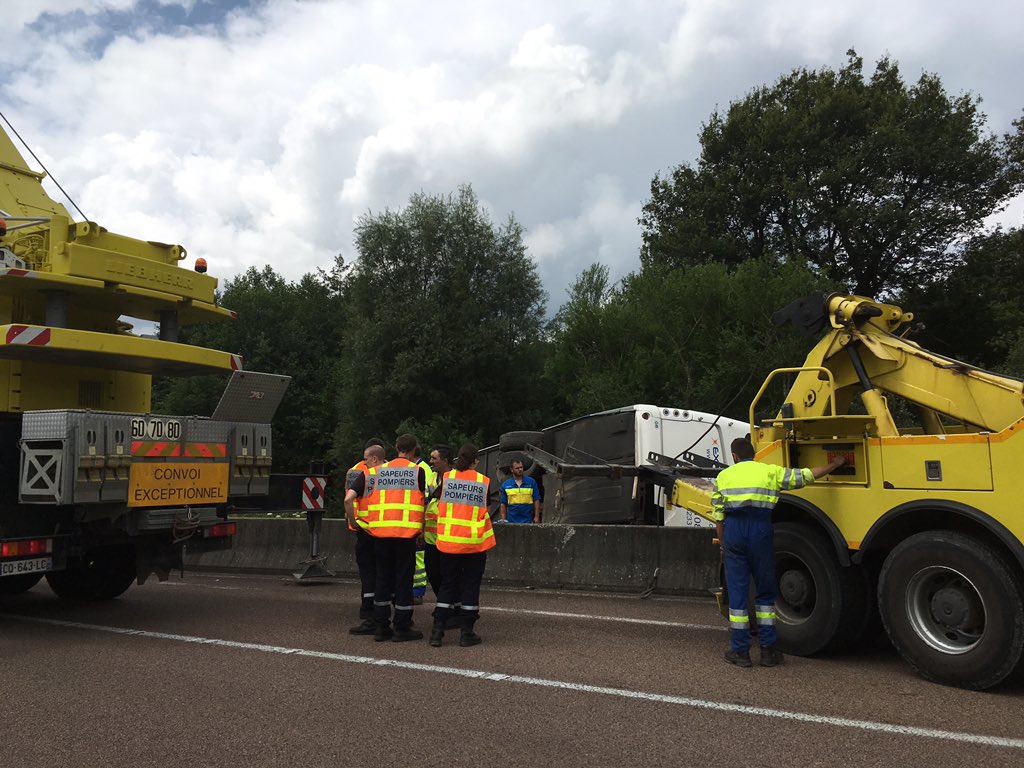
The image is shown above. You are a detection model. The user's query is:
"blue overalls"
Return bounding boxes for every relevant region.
[712,460,812,653]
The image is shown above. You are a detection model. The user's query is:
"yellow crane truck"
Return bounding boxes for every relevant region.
[670,292,1024,690]
[0,124,288,601]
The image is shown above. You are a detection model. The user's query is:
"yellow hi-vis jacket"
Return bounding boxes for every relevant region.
[436,469,495,554]
[418,459,440,545]
[364,457,425,538]
[710,460,813,522]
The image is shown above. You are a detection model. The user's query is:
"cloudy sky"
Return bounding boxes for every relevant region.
[4,0,1022,313]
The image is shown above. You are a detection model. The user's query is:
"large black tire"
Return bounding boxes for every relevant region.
[0,572,43,596]
[499,431,545,451]
[877,530,1024,690]
[46,546,137,601]
[497,450,533,473]
[773,522,871,656]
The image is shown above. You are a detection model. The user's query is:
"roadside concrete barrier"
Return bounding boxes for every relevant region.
[185,519,720,596]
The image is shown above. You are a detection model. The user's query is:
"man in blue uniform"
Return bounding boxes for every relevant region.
[499,459,541,524]
[712,437,845,668]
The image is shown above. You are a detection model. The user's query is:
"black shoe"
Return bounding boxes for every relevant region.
[373,627,394,642]
[358,608,373,621]
[349,619,376,635]
[724,650,752,667]
[760,646,785,667]
[459,631,482,647]
[392,628,424,643]
[429,626,444,647]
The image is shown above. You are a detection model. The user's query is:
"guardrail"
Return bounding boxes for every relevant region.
[184,519,720,596]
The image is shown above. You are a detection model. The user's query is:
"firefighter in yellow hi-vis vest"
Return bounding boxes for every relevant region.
[411,445,435,605]
[424,443,454,599]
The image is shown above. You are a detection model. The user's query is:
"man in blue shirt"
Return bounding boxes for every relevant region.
[499,460,541,524]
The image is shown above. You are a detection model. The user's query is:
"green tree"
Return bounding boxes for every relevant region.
[640,50,1023,298]
[546,258,833,419]
[154,265,345,472]
[334,186,547,459]
[900,227,1024,375]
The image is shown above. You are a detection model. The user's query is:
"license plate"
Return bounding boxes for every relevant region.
[1,556,52,577]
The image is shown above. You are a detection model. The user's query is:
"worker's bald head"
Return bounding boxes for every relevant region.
[364,444,385,465]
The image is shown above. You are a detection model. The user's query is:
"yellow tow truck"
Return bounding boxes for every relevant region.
[0,124,288,600]
[669,292,1024,690]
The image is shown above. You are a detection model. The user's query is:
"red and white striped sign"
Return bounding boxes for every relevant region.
[6,325,51,346]
[302,476,327,510]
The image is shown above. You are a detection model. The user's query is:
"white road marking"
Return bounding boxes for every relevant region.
[482,605,726,632]
[6,613,1023,751]
[182,573,724,627]
[158,581,242,591]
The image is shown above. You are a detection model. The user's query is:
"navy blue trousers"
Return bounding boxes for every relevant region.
[722,512,778,653]
[373,537,416,630]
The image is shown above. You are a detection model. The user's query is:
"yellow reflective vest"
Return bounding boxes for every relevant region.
[710,460,813,522]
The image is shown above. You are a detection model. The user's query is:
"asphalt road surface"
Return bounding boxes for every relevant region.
[2,572,1023,768]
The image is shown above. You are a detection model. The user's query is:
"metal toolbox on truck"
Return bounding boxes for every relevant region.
[18,410,242,505]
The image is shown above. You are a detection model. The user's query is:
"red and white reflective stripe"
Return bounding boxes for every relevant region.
[230,354,244,370]
[5,325,51,346]
[302,476,327,510]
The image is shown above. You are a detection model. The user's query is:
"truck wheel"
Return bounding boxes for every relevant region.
[499,431,545,451]
[46,547,137,601]
[497,451,533,473]
[877,530,1024,690]
[0,572,43,596]
[773,522,869,655]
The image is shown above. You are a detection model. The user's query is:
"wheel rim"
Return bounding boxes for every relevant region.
[904,565,985,655]
[775,553,816,624]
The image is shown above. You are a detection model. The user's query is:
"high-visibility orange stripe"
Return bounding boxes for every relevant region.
[183,442,227,458]
[133,441,185,457]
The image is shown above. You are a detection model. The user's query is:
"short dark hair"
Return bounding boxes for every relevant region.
[455,442,478,472]
[364,437,385,449]
[432,443,453,463]
[731,438,756,460]
[396,433,417,454]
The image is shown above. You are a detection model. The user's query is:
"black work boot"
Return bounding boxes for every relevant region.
[392,627,424,642]
[459,629,482,647]
[724,650,752,667]
[349,619,376,635]
[374,624,394,642]
[760,646,785,667]
[429,624,445,647]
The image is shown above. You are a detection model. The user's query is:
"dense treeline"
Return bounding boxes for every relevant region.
[155,51,1024,473]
